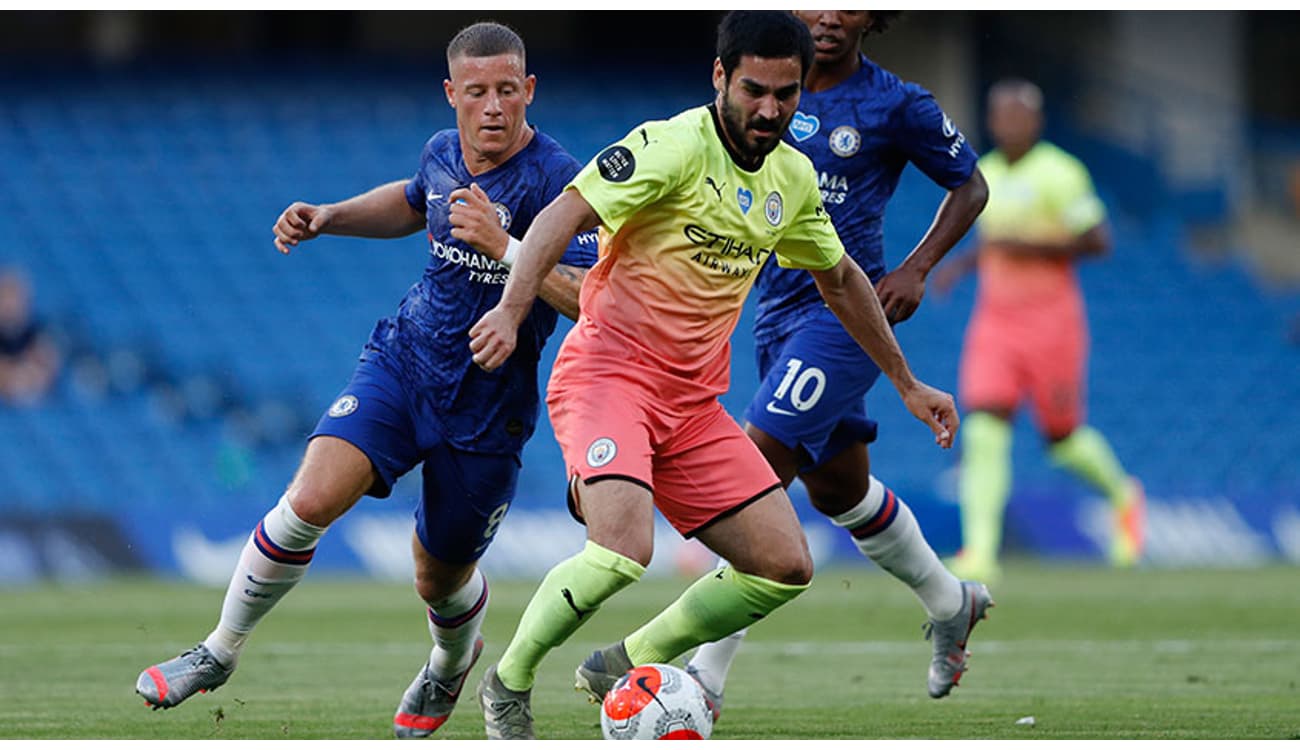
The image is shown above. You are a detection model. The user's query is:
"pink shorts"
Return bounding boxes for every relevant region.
[547,374,781,538]
[959,297,1089,438]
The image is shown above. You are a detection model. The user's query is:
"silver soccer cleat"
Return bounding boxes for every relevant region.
[574,640,633,703]
[393,636,485,738]
[477,663,535,740]
[924,580,994,698]
[136,643,234,710]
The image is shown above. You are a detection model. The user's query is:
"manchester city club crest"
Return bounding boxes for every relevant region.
[764,191,783,226]
[586,437,618,468]
[493,202,512,230]
[829,125,861,158]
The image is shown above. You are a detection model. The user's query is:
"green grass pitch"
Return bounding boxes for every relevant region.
[1,563,1296,740]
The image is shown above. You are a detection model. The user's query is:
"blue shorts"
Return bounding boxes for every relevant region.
[744,305,881,470]
[311,358,520,564]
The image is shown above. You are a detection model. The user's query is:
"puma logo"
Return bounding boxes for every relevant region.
[705,176,725,201]
[562,588,589,620]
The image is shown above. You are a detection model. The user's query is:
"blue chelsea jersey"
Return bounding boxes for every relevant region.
[361,127,597,454]
[753,55,978,341]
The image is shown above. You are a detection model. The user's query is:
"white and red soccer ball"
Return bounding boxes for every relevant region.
[600,664,714,740]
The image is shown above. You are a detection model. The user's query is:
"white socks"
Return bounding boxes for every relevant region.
[203,495,327,667]
[684,627,745,696]
[425,568,489,677]
[830,476,963,621]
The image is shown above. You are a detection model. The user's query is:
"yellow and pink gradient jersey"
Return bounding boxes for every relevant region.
[557,105,844,410]
[974,141,1107,308]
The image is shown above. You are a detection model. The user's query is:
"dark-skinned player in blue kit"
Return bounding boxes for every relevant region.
[685,10,993,717]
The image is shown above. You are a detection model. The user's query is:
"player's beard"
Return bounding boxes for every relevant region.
[718,92,786,163]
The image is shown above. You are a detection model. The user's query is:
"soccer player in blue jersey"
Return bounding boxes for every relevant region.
[134,22,596,738]
[685,10,993,712]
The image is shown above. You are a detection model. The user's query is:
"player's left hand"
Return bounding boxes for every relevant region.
[899,380,959,449]
[449,183,509,261]
[875,265,926,324]
[469,306,518,372]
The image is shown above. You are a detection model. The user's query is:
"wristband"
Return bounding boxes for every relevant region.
[502,236,523,268]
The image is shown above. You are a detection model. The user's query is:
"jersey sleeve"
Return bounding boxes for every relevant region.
[1052,155,1107,236]
[774,159,846,271]
[404,137,436,212]
[894,88,978,190]
[567,122,688,235]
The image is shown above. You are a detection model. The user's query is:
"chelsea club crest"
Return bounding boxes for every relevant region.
[829,126,861,158]
[493,202,512,231]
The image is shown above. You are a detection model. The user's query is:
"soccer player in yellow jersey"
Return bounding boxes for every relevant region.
[467,11,960,739]
[935,79,1146,583]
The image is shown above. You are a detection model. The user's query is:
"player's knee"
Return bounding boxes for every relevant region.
[283,488,346,527]
[413,572,464,605]
[412,574,442,605]
[806,480,869,517]
[753,546,813,586]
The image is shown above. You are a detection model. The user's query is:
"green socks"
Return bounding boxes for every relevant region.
[623,566,808,665]
[1049,425,1131,506]
[958,411,1013,568]
[497,541,644,691]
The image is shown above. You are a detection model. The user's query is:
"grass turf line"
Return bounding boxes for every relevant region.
[0,562,1296,739]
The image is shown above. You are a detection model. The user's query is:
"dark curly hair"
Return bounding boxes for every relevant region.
[867,11,904,36]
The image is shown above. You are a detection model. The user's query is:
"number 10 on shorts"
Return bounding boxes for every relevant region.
[773,358,826,412]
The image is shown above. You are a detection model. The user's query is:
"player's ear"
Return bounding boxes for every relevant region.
[443,79,456,108]
[523,74,536,106]
[712,58,725,95]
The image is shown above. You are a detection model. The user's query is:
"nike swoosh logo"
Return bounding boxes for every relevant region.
[765,400,796,416]
[426,192,443,203]
[636,675,666,710]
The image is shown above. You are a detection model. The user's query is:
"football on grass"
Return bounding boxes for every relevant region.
[600,664,713,740]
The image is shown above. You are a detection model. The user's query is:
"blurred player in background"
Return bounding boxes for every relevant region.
[934,78,1145,582]
[686,10,992,713]
[134,22,596,738]
[0,268,61,405]
[467,11,959,739]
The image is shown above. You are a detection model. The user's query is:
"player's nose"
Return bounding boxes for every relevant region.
[815,11,840,29]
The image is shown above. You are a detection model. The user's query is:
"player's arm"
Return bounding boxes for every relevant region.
[876,168,989,323]
[993,222,1110,260]
[449,183,588,321]
[809,254,958,449]
[469,189,600,370]
[273,180,425,254]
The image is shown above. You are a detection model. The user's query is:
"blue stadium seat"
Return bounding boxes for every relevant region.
[0,61,1295,519]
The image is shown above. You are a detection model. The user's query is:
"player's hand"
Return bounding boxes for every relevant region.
[875,265,926,324]
[449,183,510,261]
[273,202,333,254]
[899,380,959,449]
[469,306,519,372]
